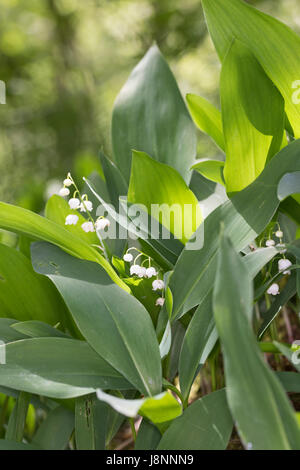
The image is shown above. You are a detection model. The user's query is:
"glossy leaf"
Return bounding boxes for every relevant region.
[96,390,182,424]
[186,93,224,150]
[112,44,197,183]
[179,247,278,400]
[213,235,300,450]
[221,39,285,192]
[202,0,300,137]
[128,151,202,243]
[32,242,162,396]
[0,338,130,398]
[170,139,300,321]
[135,419,161,450]
[0,202,128,291]
[32,406,74,450]
[191,159,224,186]
[157,389,232,450]
[11,321,69,339]
[0,243,68,326]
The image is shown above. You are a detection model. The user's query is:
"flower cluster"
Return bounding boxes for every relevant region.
[123,248,165,307]
[266,229,292,296]
[59,173,110,233]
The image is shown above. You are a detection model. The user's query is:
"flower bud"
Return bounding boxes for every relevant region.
[59,187,70,197]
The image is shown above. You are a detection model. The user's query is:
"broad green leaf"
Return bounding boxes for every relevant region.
[85,177,184,270]
[0,202,129,292]
[135,419,161,450]
[170,139,300,321]
[0,243,68,327]
[99,152,128,208]
[179,247,278,401]
[191,159,224,186]
[128,151,202,243]
[213,235,300,450]
[276,372,300,393]
[202,0,300,137]
[0,318,27,343]
[31,242,162,396]
[11,321,69,339]
[186,94,224,151]
[32,406,74,450]
[75,394,107,450]
[157,389,232,450]
[0,338,130,398]
[0,440,40,450]
[112,44,196,183]
[45,195,98,246]
[96,390,181,424]
[221,39,285,192]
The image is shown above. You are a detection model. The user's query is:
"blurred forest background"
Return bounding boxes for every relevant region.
[1,0,300,212]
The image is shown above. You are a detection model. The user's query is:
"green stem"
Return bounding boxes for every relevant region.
[6,392,30,442]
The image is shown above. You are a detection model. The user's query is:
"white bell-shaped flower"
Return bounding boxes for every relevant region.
[266,239,275,247]
[123,253,133,262]
[267,283,280,296]
[65,214,79,225]
[81,221,95,233]
[63,178,73,187]
[130,265,140,276]
[59,187,70,197]
[278,258,292,275]
[152,279,165,291]
[95,218,110,230]
[80,201,93,212]
[137,267,147,278]
[275,230,283,239]
[146,267,157,278]
[155,297,165,307]
[68,198,81,210]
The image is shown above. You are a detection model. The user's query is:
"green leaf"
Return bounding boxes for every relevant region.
[186,93,225,151]
[32,406,74,450]
[179,247,278,401]
[112,44,197,183]
[221,39,285,192]
[170,139,300,321]
[5,391,30,442]
[0,202,129,292]
[11,321,69,339]
[0,338,130,398]
[213,235,300,450]
[45,195,98,246]
[0,318,27,343]
[276,372,300,393]
[75,394,107,450]
[157,389,232,450]
[0,243,68,327]
[0,439,40,450]
[191,159,224,186]
[96,390,182,424]
[31,242,162,397]
[277,172,300,201]
[135,419,161,450]
[202,0,300,138]
[128,151,202,243]
[99,152,128,208]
